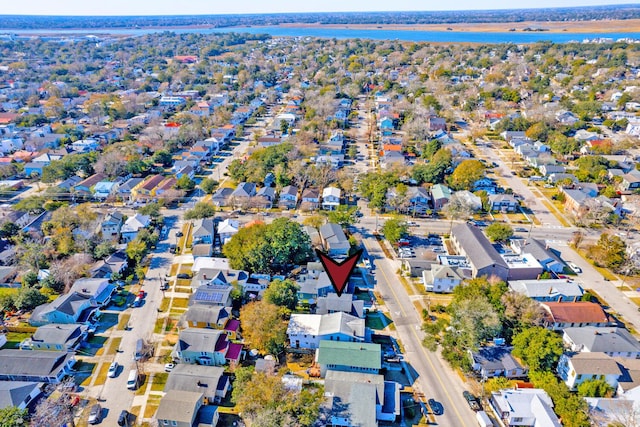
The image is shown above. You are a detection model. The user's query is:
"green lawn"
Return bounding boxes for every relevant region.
[366,312,392,330]
[1,332,30,349]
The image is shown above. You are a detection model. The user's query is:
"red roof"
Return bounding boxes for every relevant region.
[226,343,243,361]
[543,302,609,324]
[215,334,229,352]
[383,144,402,152]
[225,319,240,332]
[164,122,181,128]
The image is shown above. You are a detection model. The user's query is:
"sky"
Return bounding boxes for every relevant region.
[0,0,631,15]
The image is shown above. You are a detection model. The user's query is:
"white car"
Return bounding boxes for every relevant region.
[164,363,176,372]
[568,262,582,274]
[108,362,119,378]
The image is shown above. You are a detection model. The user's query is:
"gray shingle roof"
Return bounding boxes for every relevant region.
[452,223,508,270]
[564,327,640,354]
[32,324,85,345]
[0,381,41,408]
[155,389,202,423]
[0,350,73,377]
[325,371,384,427]
[165,365,226,397]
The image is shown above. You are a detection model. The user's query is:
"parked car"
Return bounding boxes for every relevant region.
[132,296,142,307]
[164,363,176,372]
[568,262,582,274]
[514,227,528,232]
[428,399,444,416]
[88,403,102,424]
[176,273,192,279]
[108,362,119,378]
[137,291,145,299]
[118,410,130,426]
[463,391,481,411]
[176,231,184,237]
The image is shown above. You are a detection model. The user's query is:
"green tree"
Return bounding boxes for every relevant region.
[326,205,360,228]
[577,378,614,398]
[138,202,163,220]
[93,241,116,260]
[13,287,48,311]
[152,150,173,166]
[264,279,299,311]
[512,327,564,372]
[449,159,485,191]
[14,196,46,214]
[484,377,516,394]
[223,218,312,274]
[184,202,216,220]
[21,271,39,288]
[381,216,408,245]
[125,239,147,265]
[587,233,627,270]
[0,222,20,240]
[529,370,591,427]
[485,223,514,242]
[239,300,288,355]
[0,406,28,427]
[199,177,219,194]
[175,175,196,191]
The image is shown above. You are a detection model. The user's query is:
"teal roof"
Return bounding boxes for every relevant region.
[316,341,381,370]
[431,184,452,200]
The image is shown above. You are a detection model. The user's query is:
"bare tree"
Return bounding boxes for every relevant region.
[442,193,474,233]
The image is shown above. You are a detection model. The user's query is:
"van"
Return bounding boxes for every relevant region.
[476,411,493,427]
[126,369,138,390]
[134,338,144,361]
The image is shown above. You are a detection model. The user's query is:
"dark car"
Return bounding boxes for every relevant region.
[177,273,192,279]
[428,399,444,416]
[463,391,481,411]
[176,231,184,237]
[118,410,130,426]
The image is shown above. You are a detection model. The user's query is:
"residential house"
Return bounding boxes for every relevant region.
[131,174,165,203]
[92,181,117,200]
[621,170,640,192]
[211,187,233,207]
[489,388,561,427]
[117,177,143,202]
[192,218,215,245]
[540,302,612,331]
[165,364,230,405]
[256,186,276,209]
[422,264,463,293]
[540,164,566,177]
[429,116,446,132]
[100,211,124,240]
[322,187,341,211]
[70,139,99,153]
[229,182,256,208]
[451,223,509,281]
[89,250,127,279]
[406,186,431,215]
[296,263,334,304]
[316,153,344,170]
[510,238,566,274]
[189,285,233,308]
[548,173,578,184]
[73,173,106,195]
[563,327,640,359]
[287,312,368,349]
[558,352,621,391]
[155,390,218,427]
[324,371,400,426]
[192,243,213,259]
[470,346,529,380]
[56,175,82,193]
[278,185,298,209]
[455,190,483,211]
[473,177,497,194]
[120,213,151,243]
[431,184,452,211]
[319,223,350,257]
[315,293,365,318]
[0,381,43,410]
[381,151,405,169]
[508,279,583,303]
[300,188,320,211]
[0,350,76,383]
[378,116,394,135]
[174,328,241,366]
[20,324,87,351]
[315,341,381,377]
[216,219,238,245]
[488,194,519,212]
[182,305,231,329]
[70,278,115,307]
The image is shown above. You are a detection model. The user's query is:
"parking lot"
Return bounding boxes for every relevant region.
[396,234,448,260]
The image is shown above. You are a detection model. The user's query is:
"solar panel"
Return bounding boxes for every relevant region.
[194,290,223,302]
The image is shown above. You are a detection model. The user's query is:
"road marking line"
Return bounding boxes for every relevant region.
[364,238,470,427]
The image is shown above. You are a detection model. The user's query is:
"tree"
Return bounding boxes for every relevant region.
[199,177,219,194]
[0,222,19,241]
[485,223,514,242]
[138,202,163,220]
[175,175,196,191]
[0,406,28,427]
[381,216,408,244]
[239,301,288,355]
[442,193,474,233]
[223,218,312,274]
[448,297,501,351]
[484,377,516,394]
[264,279,299,311]
[14,196,46,214]
[94,241,116,259]
[126,239,147,265]
[13,287,48,311]
[449,159,485,191]
[303,215,326,230]
[184,202,216,220]
[326,205,360,228]
[577,378,614,398]
[587,233,627,270]
[512,326,564,372]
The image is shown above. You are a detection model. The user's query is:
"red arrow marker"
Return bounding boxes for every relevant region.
[316,249,364,297]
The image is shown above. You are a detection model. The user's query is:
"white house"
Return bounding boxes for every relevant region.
[557,352,621,391]
[322,186,342,211]
[489,388,561,427]
[287,312,367,349]
[217,219,239,244]
[120,213,151,242]
[422,265,463,293]
[563,327,640,359]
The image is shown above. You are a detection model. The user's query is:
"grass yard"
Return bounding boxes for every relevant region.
[135,374,149,395]
[0,287,18,298]
[117,313,131,330]
[93,362,110,386]
[1,332,30,349]
[168,264,178,277]
[151,372,168,392]
[76,361,97,386]
[171,298,189,309]
[105,337,122,355]
[366,312,392,330]
[159,298,170,312]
